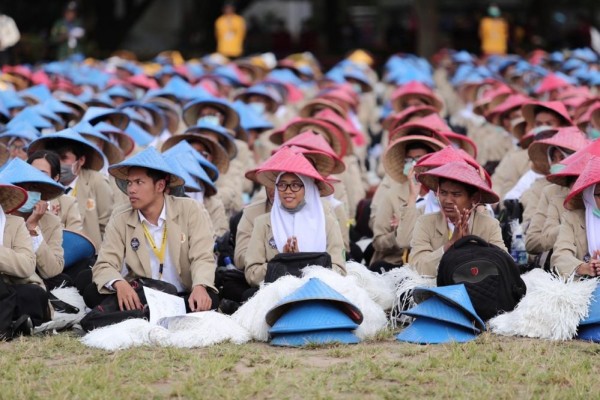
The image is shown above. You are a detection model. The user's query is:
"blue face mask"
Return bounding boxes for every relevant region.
[351,83,363,94]
[587,126,600,140]
[593,208,600,219]
[403,159,416,176]
[549,164,565,174]
[18,191,41,213]
[198,115,221,126]
[249,102,266,115]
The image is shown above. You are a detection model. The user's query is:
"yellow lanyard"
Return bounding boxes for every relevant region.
[71,183,78,197]
[142,222,167,279]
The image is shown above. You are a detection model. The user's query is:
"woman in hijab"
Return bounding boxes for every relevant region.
[244,147,346,287]
[553,156,600,278]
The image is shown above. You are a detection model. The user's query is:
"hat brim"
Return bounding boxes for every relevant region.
[0,184,28,213]
[270,329,360,347]
[62,230,97,268]
[182,101,239,130]
[269,301,359,334]
[413,285,485,331]
[298,99,346,119]
[284,119,349,158]
[396,316,478,344]
[401,296,482,333]
[383,136,447,183]
[418,170,499,204]
[161,134,230,174]
[27,135,105,171]
[183,126,238,160]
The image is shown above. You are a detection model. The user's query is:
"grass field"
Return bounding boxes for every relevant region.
[2,330,600,399]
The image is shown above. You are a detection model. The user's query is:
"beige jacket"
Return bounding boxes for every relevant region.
[521,178,551,229]
[340,154,366,219]
[371,179,410,264]
[1,215,40,286]
[93,195,217,293]
[541,190,569,252]
[244,211,346,287]
[525,184,568,255]
[204,195,228,237]
[551,209,587,278]
[36,212,64,279]
[74,168,114,249]
[235,199,271,268]
[410,211,507,276]
[491,148,530,201]
[50,194,83,233]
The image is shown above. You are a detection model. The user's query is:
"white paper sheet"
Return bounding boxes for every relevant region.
[143,286,186,325]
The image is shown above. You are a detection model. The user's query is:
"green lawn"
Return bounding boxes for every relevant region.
[2,331,600,399]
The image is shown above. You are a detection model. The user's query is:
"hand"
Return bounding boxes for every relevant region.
[458,206,473,237]
[50,202,61,216]
[26,201,48,229]
[390,213,399,229]
[283,236,299,253]
[188,285,212,312]
[114,280,143,311]
[576,263,598,277]
[407,167,422,204]
[444,206,472,251]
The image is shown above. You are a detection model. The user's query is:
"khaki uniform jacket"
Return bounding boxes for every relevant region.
[410,211,507,276]
[370,175,404,230]
[216,168,244,218]
[541,191,569,252]
[1,215,40,286]
[525,184,568,255]
[341,154,366,219]
[371,179,409,264]
[74,168,114,249]
[235,199,271,268]
[521,178,551,229]
[244,210,346,287]
[36,212,64,279]
[491,148,530,201]
[204,195,228,237]
[93,195,217,293]
[551,209,586,278]
[50,194,83,232]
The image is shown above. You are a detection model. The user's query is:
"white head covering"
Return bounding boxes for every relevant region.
[583,184,600,257]
[187,190,204,204]
[0,205,5,246]
[417,190,441,214]
[271,172,326,253]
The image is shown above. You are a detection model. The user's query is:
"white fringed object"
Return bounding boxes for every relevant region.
[345,261,396,310]
[387,265,436,328]
[34,286,87,334]
[489,269,598,341]
[81,319,155,350]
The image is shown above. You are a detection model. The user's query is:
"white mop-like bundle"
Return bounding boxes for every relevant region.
[81,319,155,350]
[232,264,389,342]
[345,261,396,310]
[34,286,87,334]
[489,269,598,340]
[387,265,436,327]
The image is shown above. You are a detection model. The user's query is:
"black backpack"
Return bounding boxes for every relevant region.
[437,235,527,321]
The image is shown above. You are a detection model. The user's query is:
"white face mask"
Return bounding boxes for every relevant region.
[198,115,221,126]
[249,102,266,115]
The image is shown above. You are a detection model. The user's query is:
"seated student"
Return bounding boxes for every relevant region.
[244,147,346,288]
[552,158,600,278]
[0,159,68,290]
[0,183,48,333]
[409,161,507,277]
[87,147,219,313]
[28,150,84,233]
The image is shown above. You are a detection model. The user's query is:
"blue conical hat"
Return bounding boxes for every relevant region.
[0,90,27,109]
[10,108,53,130]
[184,120,238,159]
[579,285,600,326]
[29,104,63,126]
[161,134,230,174]
[27,128,105,171]
[93,121,135,156]
[108,147,184,188]
[401,296,482,333]
[106,85,134,100]
[73,121,124,165]
[269,301,359,334]
[265,278,363,326]
[43,98,76,116]
[413,284,485,331]
[62,230,96,269]
[162,154,202,193]
[174,151,217,196]
[0,158,65,200]
[161,140,219,181]
[0,121,40,143]
[125,122,154,147]
[270,329,360,347]
[233,100,273,132]
[396,316,478,345]
[82,106,130,130]
[19,84,52,103]
[182,96,239,129]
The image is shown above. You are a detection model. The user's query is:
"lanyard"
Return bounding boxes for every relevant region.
[142,222,167,279]
[71,183,78,197]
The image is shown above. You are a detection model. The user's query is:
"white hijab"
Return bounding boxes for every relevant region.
[271,173,326,253]
[0,205,5,246]
[583,185,600,257]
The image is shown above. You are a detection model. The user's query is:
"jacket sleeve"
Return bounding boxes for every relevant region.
[551,211,583,278]
[325,214,347,276]
[63,196,84,232]
[0,219,36,279]
[205,196,228,238]
[92,214,127,293]
[524,190,549,255]
[244,217,269,287]
[409,216,443,277]
[234,211,253,269]
[187,203,217,292]
[395,206,422,249]
[372,195,401,253]
[539,196,563,252]
[95,175,114,241]
[35,217,65,279]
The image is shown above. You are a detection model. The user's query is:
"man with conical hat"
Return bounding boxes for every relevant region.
[27,129,113,250]
[88,147,218,315]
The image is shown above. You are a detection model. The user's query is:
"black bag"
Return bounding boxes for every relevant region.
[437,235,527,321]
[265,252,332,283]
[0,280,17,339]
[80,278,179,332]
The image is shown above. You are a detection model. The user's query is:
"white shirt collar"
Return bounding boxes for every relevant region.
[138,199,167,227]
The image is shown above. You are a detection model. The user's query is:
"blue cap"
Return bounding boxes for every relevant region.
[269,301,359,334]
[396,316,478,344]
[0,158,65,200]
[266,278,363,326]
[62,230,97,269]
[270,329,360,347]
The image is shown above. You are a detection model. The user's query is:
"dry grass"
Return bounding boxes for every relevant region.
[2,331,600,399]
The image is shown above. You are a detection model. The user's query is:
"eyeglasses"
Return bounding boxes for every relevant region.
[276,182,304,192]
[8,144,27,152]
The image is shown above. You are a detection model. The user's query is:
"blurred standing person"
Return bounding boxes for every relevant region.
[479,3,508,56]
[0,10,20,65]
[50,2,85,60]
[215,2,246,58]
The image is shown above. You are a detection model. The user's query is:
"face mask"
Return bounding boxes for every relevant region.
[59,162,78,185]
[41,128,55,135]
[403,159,416,176]
[249,102,266,115]
[18,191,41,213]
[587,126,600,140]
[351,83,362,94]
[549,164,565,174]
[198,115,221,126]
[594,208,600,219]
[488,6,500,17]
